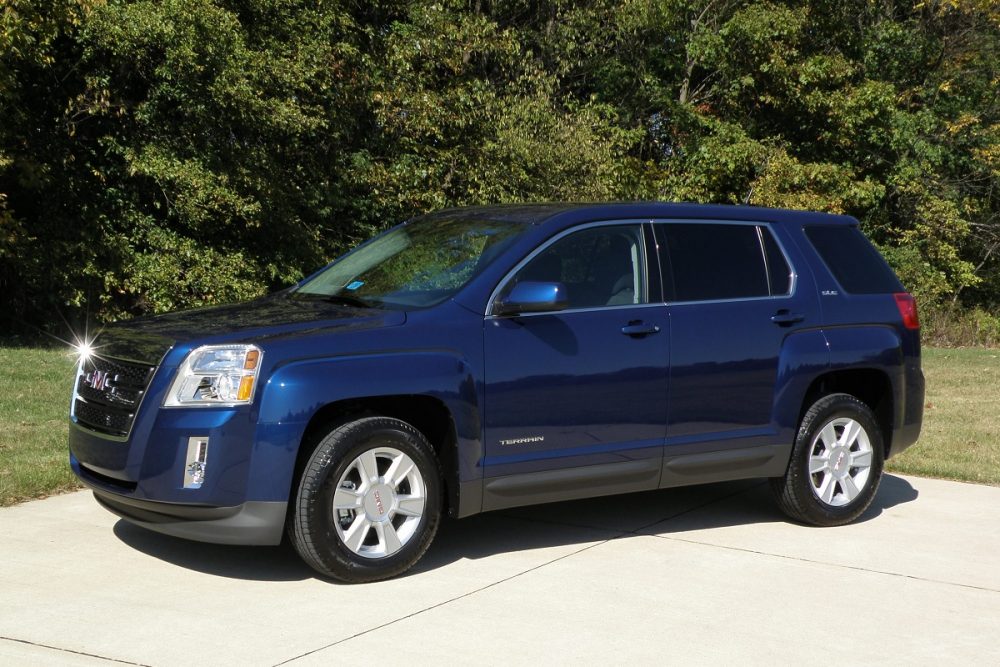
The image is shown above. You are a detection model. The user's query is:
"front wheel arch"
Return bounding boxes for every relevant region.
[290,395,461,519]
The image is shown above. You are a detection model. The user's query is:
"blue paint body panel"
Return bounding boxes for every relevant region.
[68,202,924,544]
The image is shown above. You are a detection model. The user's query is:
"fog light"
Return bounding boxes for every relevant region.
[184,437,209,489]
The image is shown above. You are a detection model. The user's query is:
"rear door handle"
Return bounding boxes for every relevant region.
[621,322,661,337]
[771,310,805,326]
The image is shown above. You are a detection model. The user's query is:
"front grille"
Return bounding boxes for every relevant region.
[73,355,157,437]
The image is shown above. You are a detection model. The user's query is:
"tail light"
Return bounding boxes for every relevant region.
[893,293,920,330]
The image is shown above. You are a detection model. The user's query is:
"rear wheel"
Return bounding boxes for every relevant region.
[290,416,442,583]
[771,393,884,526]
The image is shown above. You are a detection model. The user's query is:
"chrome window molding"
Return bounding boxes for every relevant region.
[485,218,801,318]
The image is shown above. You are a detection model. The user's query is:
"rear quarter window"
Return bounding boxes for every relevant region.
[804,226,903,294]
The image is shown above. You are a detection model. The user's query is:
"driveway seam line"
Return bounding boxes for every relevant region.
[0,636,150,666]
[486,481,999,595]
[273,539,613,666]
[275,485,765,665]
[650,535,1000,594]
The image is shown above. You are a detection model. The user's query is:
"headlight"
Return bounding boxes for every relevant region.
[164,344,263,407]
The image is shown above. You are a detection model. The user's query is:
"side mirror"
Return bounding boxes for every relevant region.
[494,281,569,316]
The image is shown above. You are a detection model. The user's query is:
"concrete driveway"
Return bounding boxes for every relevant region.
[1,474,998,666]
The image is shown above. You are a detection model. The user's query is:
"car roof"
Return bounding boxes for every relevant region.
[420,202,857,228]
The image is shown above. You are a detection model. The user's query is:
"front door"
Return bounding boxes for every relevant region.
[482,223,669,510]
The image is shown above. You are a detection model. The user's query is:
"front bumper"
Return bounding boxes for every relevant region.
[91,487,286,545]
[70,403,304,545]
[70,405,260,506]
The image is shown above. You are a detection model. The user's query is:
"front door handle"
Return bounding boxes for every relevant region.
[771,310,805,326]
[621,321,661,337]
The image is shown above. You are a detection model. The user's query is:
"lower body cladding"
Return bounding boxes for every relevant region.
[480,443,792,512]
[92,489,287,545]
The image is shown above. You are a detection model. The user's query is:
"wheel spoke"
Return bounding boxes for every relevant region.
[384,453,416,489]
[818,423,838,449]
[342,515,372,553]
[809,454,829,475]
[330,441,433,561]
[396,494,425,518]
[375,520,403,554]
[333,487,363,511]
[840,474,861,502]
[356,449,379,484]
[850,449,873,469]
[839,420,862,449]
[816,473,837,505]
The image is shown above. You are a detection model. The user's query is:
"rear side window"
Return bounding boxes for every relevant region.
[804,226,903,294]
[762,229,792,296]
[656,223,790,302]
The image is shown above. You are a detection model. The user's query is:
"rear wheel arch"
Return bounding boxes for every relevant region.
[799,369,894,458]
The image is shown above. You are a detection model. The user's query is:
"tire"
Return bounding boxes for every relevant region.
[771,393,885,526]
[290,416,443,583]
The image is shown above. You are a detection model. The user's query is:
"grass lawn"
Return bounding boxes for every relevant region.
[1,347,80,506]
[886,347,1000,485]
[0,345,997,507]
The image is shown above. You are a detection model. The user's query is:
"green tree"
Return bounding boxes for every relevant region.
[1,0,998,334]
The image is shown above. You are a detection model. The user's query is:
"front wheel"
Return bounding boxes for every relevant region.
[290,416,443,583]
[771,393,885,526]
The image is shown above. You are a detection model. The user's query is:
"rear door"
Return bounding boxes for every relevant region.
[653,221,820,483]
[482,222,669,509]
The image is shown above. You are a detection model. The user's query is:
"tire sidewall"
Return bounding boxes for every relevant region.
[790,394,885,525]
[295,418,442,582]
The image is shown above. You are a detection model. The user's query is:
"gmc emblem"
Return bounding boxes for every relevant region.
[84,370,114,392]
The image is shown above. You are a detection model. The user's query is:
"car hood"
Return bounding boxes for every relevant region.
[92,292,407,364]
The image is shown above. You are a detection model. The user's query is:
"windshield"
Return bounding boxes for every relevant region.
[294,216,527,309]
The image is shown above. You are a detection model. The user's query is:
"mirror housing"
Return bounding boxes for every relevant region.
[494,281,569,316]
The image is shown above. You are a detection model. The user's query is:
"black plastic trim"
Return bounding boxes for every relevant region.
[93,491,287,545]
[659,444,791,488]
[482,459,661,511]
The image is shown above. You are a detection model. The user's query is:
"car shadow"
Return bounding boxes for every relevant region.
[111,474,919,583]
[112,521,315,582]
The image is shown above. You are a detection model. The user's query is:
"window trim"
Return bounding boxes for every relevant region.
[651,219,798,306]
[486,219,656,318]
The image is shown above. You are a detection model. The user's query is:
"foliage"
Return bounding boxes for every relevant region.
[1,0,999,335]
[920,305,1000,348]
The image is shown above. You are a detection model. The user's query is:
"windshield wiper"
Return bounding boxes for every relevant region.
[321,294,373,308]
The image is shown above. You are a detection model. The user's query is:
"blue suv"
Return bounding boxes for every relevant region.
[69,203,924,582]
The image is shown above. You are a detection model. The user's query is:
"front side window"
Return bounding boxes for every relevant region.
[295,216,527,309]
[656,223,791,302]
[503,224,648,310]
